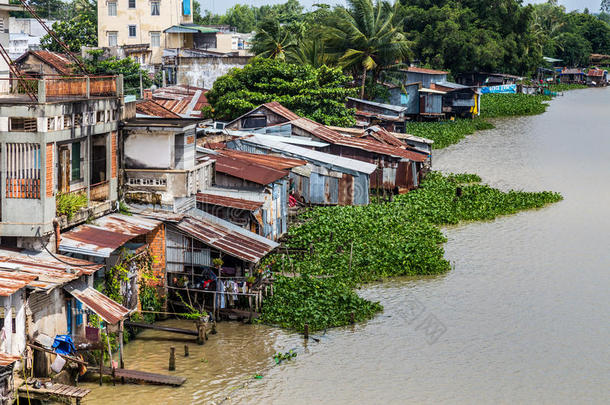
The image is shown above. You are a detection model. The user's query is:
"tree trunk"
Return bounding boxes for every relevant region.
[360,68,367,99]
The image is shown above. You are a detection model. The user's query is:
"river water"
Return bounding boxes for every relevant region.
[85,88,610,404]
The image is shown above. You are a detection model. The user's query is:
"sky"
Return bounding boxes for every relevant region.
[205,0,602,15]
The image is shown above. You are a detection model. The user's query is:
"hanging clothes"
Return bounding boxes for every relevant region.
[217,280,226,309]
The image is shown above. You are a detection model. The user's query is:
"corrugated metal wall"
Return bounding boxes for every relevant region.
[166,228,211,273]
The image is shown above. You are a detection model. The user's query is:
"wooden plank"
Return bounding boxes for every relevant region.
[99,367,186,386]
[124,321,198,336]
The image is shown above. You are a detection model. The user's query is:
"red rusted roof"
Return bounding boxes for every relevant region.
[64,284,129,324]
[197,192,264,211]
[174,214,277,263]
[136,100,181,118]
[59,214,161,257]
[141,210,278,263]
[151,85,209,118]
[214,154,289,185]
[561,68,584,75]
[218,149,306,170]
[587,69,605,77]
[404,66,448,75]
[289,117,427,162]
[359,127,405,147]
[14,50,75,75]
[0,250,103,294]
[0,353,20,366]
[262,102,302,121]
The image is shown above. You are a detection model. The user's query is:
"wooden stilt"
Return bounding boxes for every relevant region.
[169,347,176,371]
[118,320,125,384]
[304,324,309,340]
[184,345,189,357]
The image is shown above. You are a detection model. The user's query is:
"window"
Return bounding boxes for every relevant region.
[10,117,37,132]
[108,31,118,47]
[133,56,139,64]
[72,142,81,181]
[150,31,160,47]
[242,115,267,129]
[128,25,136,37]
[108,1,117,16]
[128,0,136,8]
[5,143,41,199]
[151,1,160,15]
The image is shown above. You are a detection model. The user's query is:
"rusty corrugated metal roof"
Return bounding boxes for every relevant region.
[262,102,302,121]
[587,69,605,77]
[214,154,289,185]
[141,210,278,263]
[0,353,20,366]
[560,68,584,75]
[289,117,427,162]
[403,66,448,75]
[136,100,181,118]
[0,249,103,294]
[14,50,74,75]
[151,85,209,118]
[65,283,129,325]
[59,214,161,257]
[197,192,263,211]
[360,127,405,147]
[218,149,306,170]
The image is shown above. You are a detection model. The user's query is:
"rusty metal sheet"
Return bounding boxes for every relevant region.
[172,210,278,264]
[0,269,37,296]
[64,283,129,325]
[218,149,306,170]
[0,353,20,367]
[59,214,161,258]
[214,154,289,185]
[136,100,181,118]
[196,192,263,211]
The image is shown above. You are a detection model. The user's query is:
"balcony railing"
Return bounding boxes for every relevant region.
[0,75,121,102]
[5,178,40,199]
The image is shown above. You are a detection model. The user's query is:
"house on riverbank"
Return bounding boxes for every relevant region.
[586,68,607,86]
[559,68,586,84]
[225,102,428,193]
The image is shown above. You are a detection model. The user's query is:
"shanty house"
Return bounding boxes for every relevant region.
[346,97,410,132]
[455,72,522,87]
[58,214,165,310]
[122,118,214,212]
[199,148,290,240]
[400,67,448,88]
[196,148,306,239]
[430,82,481,118]
[559,68,586,84]
[586,68,607,86]
[0,353,19,404]
[227,135,376,205]
[12,50,74,77]
[141,209,278,311]
[0,248,128,377]
[225,102,428,192]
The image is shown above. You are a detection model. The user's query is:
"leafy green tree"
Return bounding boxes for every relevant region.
[251,19,298,60]
[602,0,610,13]
[327,0,410,99]
[223,4,257,33]
[40,16,97,53]
[84,50,152,96]
[205,58,356,126]
[555,32,592,66]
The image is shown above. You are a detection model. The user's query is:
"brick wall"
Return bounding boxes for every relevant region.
[111,132,117,178]
[131,224,166,287]
[46,143,53,197]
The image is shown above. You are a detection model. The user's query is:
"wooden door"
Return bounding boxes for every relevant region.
[58,146,70,193]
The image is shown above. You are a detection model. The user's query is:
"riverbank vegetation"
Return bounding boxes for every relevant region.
[259,172,563,332]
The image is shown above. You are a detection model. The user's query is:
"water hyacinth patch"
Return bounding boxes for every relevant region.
[259,172,562,332]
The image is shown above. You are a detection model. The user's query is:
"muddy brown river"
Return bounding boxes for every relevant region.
[85,88,610,404]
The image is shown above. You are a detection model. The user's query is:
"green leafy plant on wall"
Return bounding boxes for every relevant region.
[56,192,88,219]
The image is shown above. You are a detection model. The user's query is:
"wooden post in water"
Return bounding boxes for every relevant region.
[118,320,125,384]
[99,345,103,386]
[196,321,205,345]
[212,291,217,322]
[169,347,176,371]
[184,345,189,357]
[211,321,217,335]
[350,312,355,324]
[304,323,309,340]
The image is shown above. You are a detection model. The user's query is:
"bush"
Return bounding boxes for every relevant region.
[56,192,88,219]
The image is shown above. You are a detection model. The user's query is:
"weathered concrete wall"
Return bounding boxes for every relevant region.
[125,131,174,169]
[175,56,251,88]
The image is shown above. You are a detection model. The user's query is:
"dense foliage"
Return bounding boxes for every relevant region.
[84,50,152,95]
[259,172,562,331]
[40,16,97,53]
[480,94,552,118]
[204,58,357,126]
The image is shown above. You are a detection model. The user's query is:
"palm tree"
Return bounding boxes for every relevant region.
[251,19,298,61]
[326,0,410,99]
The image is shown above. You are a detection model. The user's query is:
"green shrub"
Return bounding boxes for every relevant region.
[56,192,88,219]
